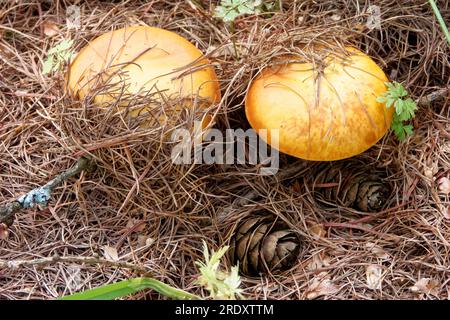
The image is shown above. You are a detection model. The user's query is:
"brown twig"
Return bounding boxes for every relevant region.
[0,254,149,274]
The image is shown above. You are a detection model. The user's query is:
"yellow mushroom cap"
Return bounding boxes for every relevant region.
[66,25,220,123]
[245,47,394,161]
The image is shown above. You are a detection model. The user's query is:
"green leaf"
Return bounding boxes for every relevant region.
[214,6,228,19]
[404,98,417,116]
[378,81,417,142]
[56,59,63,71]
[224,10,240,22]
[376,96,386,103]
[43,39,74,75]
[237,3,254,14]
[59,50,75,62]
[42,55,54,74]
[397,111,410,122]
[49,39,74,54]
[391,115,414,141]
[385,81,395,90]
[403,124,414,136]
[397,85,408,97]
[395,99,405,114]
[392,121,406,141]
[386,98,395,109]
[214,0,277,22]
[59,277,200,300]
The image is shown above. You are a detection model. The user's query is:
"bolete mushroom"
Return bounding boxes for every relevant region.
[66,25,220,128]
[245,47,394,161]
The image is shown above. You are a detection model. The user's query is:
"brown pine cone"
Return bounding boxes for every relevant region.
[311,161,391,212]
[230,216,301,276]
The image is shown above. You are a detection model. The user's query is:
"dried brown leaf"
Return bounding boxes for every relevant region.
[410,278,440,297]
[137,235,155,248]
[330,14,341,21]
[291,180,301,192]
[437,177,450,195]
[424,161,438,180]
[306,251,331,271]
[309,223,326,239]
[444,206,450,220]
[102,245,119,261]
[0,223,9,240]
[365,242,390,260]
[42,22,59,37]
[366,265,383,290]
[306,272,338,299]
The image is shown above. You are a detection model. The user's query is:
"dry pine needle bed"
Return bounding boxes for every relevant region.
[0,0,449,300]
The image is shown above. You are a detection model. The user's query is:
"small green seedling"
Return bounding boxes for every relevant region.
[195,241,243,300]
[214,0,276,22]
[42,39,75,75]
[214,0,278,58]
[377,81,418,141]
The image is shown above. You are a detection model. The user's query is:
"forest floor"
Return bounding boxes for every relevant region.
[0,0,449,299]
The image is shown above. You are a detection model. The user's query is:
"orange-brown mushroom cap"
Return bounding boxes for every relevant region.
[66,25,220,124]
[245,47,394,161]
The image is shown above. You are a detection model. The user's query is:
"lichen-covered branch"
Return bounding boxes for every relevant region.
[0,157,90,227]
[417,86,449,106]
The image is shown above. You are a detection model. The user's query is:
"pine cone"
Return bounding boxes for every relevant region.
[230,216,301,276]
[312,161,391,212]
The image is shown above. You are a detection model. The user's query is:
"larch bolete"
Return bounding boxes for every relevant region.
[245,47,394,161]
[66,25,221,128]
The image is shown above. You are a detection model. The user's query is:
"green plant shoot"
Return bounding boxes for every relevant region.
[428,0,450,45]
[42,39,75,75]
[58,242,243,300]
[377,81,418,141]
[214,0,278,59]
[214,0,277,22]
[59,277,199,300]
[195,241,244,300]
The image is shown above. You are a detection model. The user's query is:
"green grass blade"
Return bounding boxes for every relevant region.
[429,0,450,45]
[61,281,139,300]
[59,277,200,300]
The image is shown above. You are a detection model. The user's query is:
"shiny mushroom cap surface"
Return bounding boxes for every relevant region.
[245,47,394,161]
